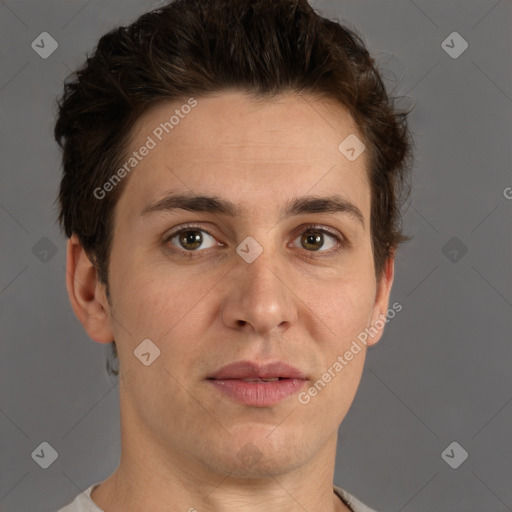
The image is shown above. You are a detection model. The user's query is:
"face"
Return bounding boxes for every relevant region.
[69,90,394,479]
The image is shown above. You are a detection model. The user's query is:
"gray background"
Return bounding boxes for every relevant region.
[0,0,511,511]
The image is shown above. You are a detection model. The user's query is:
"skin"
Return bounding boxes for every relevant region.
[66,90,394,512]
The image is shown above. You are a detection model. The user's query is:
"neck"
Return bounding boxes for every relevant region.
[91,433,351,512]
[90,388,352,512]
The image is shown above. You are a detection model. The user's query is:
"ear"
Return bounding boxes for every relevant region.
[366,255,395,347]
[65,234,114,344]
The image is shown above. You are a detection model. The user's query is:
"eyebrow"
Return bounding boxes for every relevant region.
[140,192,365,228]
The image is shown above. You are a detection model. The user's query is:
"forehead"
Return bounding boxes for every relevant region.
[138,90,359,140]
[114,91,371,225]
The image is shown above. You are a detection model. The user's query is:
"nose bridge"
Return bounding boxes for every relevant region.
[239,244,286,302]
[223,242,297,333]
[235,226,282,287]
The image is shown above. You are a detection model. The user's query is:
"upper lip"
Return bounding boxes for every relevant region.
[208,361,307,380]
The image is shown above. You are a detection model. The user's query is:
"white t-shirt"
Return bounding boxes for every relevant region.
[56,482,378,512]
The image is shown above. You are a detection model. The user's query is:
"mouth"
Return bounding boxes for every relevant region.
[207,361,308,407]
[208,360,307,380]
[231,377,283,382]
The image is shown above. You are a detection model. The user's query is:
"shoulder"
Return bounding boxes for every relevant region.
[333,485,380,512]
[55,484,104,512]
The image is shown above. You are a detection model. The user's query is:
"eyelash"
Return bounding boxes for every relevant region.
[163,223,347,259]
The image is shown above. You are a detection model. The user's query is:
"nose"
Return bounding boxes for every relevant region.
[221,249,298,336]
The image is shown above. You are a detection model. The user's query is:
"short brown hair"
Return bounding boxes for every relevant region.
[54,0,413,374]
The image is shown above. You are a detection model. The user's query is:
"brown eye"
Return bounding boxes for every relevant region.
[293,227,341,253]
[301,230,324,251]
[178,230,203,250]
[167,228,217,252]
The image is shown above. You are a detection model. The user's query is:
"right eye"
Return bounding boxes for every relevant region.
[165,225,220,254]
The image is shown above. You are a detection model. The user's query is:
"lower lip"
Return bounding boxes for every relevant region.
[208,378,306,407]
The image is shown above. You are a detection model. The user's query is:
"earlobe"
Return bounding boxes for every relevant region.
[65,234,114,344]
[366,255,395,347]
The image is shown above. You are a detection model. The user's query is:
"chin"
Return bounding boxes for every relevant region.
[209,451,306,479]
[200,429,312,478]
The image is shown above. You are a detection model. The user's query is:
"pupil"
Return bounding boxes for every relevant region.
[303,231,323,251]
[180,230,202,250]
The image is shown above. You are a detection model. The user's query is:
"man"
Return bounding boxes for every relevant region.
[54,0,413,511]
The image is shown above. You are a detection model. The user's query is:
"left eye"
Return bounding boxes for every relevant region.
[291,228,340,252]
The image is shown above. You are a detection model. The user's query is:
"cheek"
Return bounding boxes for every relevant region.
[109,258,217,357]
[300,280,375,417]
[310,271,377,342]
[121,277,193,333]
